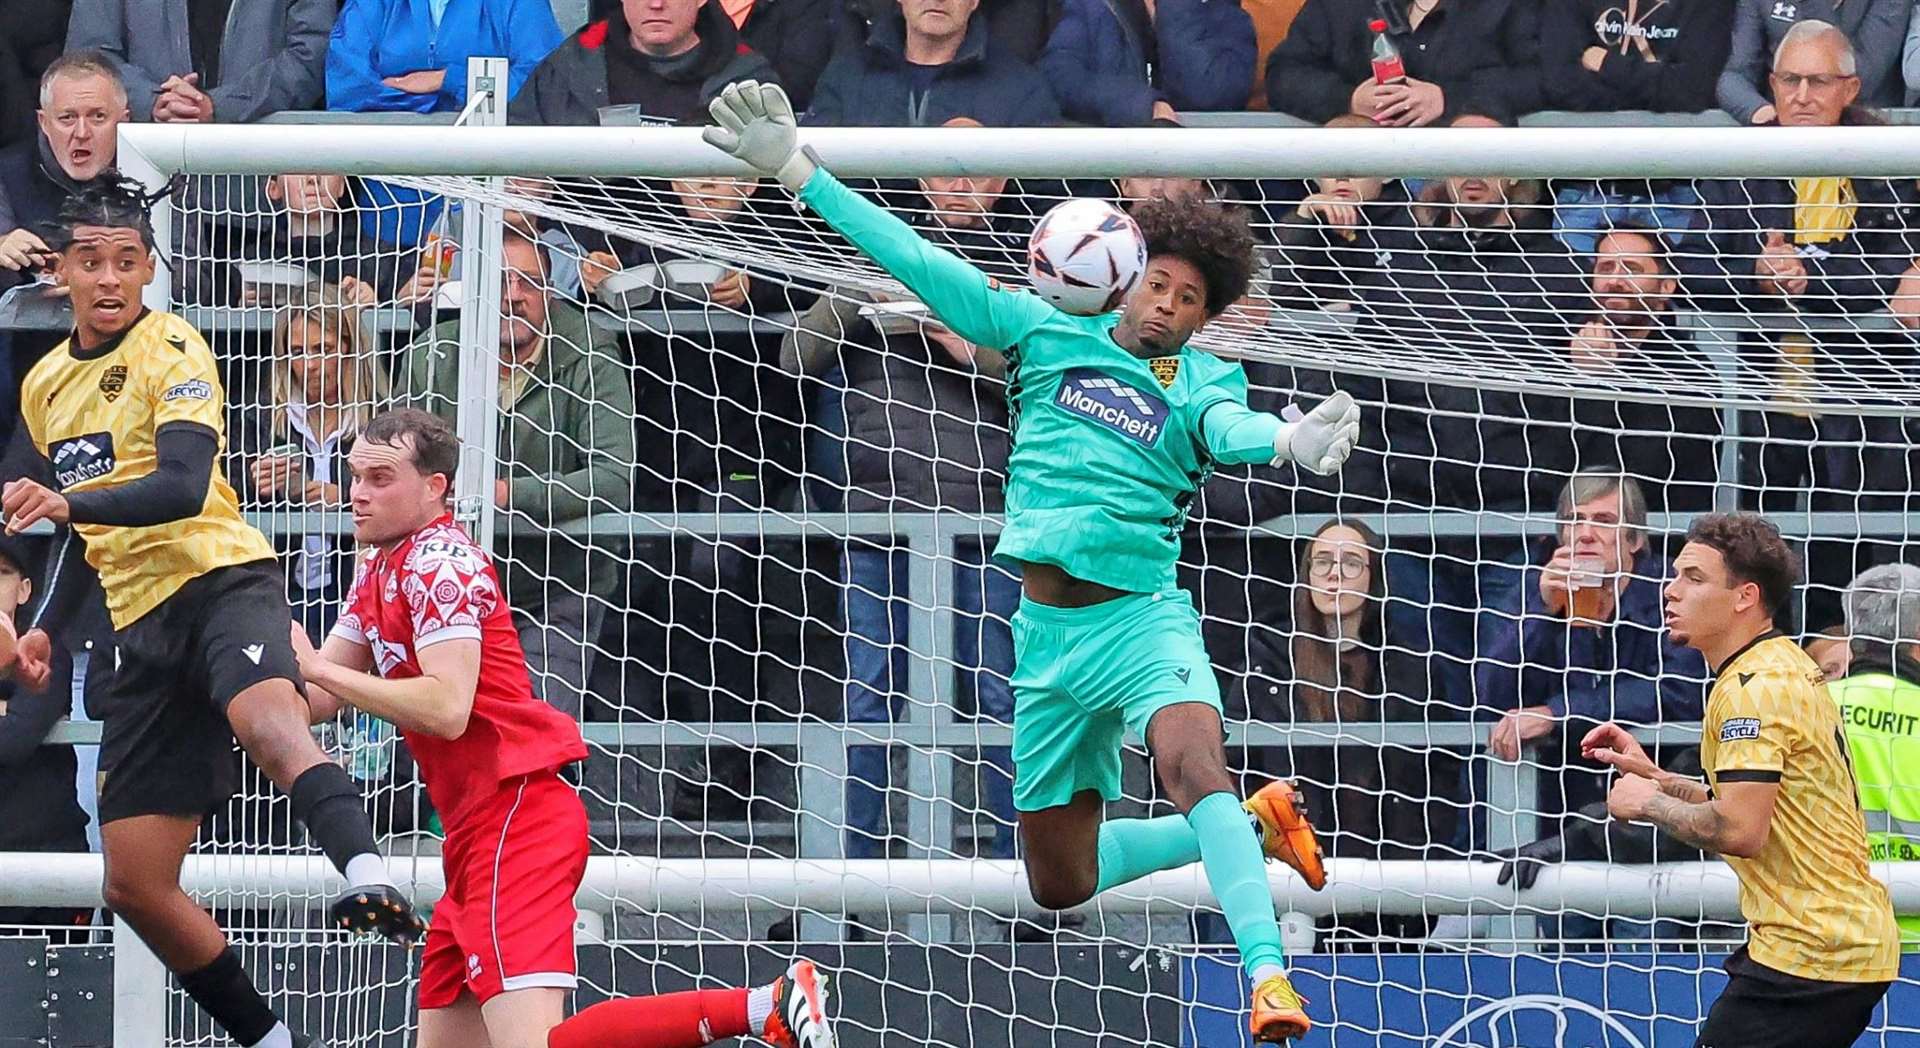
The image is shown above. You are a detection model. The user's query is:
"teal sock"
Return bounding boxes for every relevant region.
[1094,815,1203,894]
[1189,791,1287,978]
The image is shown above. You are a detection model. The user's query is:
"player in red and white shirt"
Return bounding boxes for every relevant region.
[291,409,837,1048]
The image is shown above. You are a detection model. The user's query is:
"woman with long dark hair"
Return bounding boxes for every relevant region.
[1238,518,1459,948]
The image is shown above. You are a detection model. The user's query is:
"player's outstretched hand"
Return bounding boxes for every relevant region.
[702,80,816,191]
[1276,391,1361,475]
[1580,721,1658,778]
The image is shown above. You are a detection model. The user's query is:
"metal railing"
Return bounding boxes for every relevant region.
[29,502,1906,947]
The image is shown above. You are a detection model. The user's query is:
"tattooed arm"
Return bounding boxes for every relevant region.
[1608,775,1779,858]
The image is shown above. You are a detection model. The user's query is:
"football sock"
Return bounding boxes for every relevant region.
[745,981,776,1036]
[547,988,752,1048]
[1094,815,1203,894]
[1189,791,1288,980]
[178,947,279,1047]
[289,764,387,885]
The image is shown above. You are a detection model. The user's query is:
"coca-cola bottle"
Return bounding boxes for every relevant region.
[1369,19,1406,84]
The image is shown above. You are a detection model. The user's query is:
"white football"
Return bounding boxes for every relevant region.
[1028,198,1148,315]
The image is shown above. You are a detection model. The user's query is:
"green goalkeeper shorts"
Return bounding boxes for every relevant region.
[1009,588,1222,812]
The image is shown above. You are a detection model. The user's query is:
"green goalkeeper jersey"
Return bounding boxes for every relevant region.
[799,170,1285,594]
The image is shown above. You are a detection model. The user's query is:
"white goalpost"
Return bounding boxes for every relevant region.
[7,75,1920,1045]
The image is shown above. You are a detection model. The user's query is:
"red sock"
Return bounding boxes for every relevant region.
[547,988,751,1048]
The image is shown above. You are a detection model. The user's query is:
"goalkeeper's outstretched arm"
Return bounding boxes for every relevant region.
[703,80,1051,352]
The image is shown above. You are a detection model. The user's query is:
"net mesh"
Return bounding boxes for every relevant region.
[6,153,1920,1046]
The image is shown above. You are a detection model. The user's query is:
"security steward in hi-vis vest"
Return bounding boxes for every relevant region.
[1829,646,1920,950]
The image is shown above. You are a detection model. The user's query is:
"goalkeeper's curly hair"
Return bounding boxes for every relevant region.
[1131,196,1256,318]
[47,169,164,253]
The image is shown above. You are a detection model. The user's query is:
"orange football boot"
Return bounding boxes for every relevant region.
[1250,970,1312,1043]
[1244,779,1328,890]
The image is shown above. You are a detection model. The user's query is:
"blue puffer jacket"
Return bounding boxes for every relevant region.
[326,0,563,112]
[806,8,1061,126]
[1040,0,1254,126]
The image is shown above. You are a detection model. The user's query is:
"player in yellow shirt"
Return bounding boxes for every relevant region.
[0,176,421,1048]
[1582,512,1896,1048]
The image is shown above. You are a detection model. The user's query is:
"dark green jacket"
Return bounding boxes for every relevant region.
[396,303,635,605]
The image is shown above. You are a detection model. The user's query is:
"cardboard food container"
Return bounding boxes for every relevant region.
[656,259,729,298]
[594,266,659,311]
[237,260,317,305]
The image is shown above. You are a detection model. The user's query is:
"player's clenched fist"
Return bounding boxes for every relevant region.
[1274,391,1361,476]
[1606,772,1660,822]
[12,628,52,691]
[1,478,70,533]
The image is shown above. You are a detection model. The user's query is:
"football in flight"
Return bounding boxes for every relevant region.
[1028,198,1147,316]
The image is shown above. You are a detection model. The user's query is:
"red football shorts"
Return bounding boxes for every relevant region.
[418,771,588,1009]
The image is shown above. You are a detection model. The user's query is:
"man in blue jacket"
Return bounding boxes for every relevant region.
[807,0,1060,126]
[326,0,563,113]
[1040,0,1253,127]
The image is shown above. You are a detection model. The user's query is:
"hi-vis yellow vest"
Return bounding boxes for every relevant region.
[1830,664,1920,951]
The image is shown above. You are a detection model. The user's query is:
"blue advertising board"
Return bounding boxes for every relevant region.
[1183,953,1919,1047]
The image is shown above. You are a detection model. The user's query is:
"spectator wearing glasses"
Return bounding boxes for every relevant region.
[1717,0,1905,124]
[1229,519,1458,943]
[394,227,636,718]
[1699,22,1917,630]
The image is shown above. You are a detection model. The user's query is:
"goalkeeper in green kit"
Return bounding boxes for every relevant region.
[706,82,1359,1042]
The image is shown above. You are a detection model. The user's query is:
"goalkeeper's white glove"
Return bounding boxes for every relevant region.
[701,80,818,192]
[1274,391,1361,475]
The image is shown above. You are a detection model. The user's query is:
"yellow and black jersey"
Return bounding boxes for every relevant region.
[21,309,274,629]
[1702,630,1899,982]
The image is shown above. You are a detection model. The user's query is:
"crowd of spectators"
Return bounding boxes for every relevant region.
[6,0,1920,951]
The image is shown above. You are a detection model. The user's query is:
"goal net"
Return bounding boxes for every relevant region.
[11,119,1920,1046]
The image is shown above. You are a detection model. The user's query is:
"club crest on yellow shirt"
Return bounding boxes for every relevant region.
[1149,356,1180,389]
[98,365,127,403]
